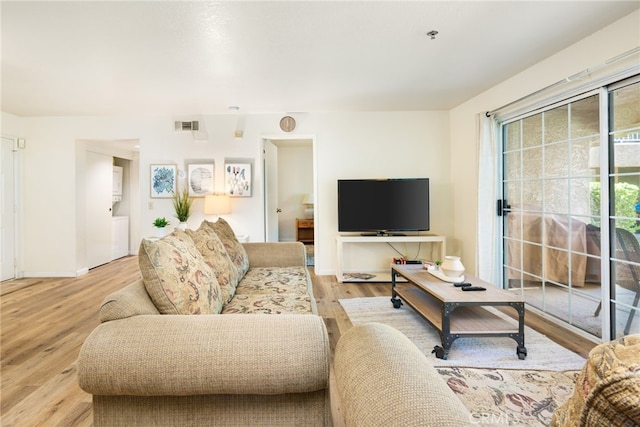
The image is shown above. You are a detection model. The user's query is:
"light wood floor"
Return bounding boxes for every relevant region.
[1,255,596,426]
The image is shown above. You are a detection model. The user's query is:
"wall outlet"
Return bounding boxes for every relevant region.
[148,202,154,210]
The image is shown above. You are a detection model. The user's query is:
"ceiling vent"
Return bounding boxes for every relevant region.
[175,121,199,131]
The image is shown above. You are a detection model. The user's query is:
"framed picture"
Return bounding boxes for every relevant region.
[225,163,252,197]
[187,163,214,197]
[150,164,177,198]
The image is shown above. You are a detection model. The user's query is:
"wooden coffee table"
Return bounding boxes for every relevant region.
[391,264,527,360]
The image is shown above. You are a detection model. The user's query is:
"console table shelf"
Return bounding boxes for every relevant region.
[336,234,446,283]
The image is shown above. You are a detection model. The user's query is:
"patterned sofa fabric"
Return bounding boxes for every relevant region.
[139,229,224,315]
[203,218,250,277]
[224,266,315,314]
[102,219,315,321]
[222,293,313,314]
[186,224,240,304]
[551,334,640,427]
[235,266,311,295]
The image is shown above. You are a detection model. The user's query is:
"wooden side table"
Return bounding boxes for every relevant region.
[296,219,314,244]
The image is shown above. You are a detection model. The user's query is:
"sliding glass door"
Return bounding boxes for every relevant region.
[501,77,640,340]
[608,79,640,338]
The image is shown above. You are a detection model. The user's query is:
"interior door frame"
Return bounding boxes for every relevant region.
[76,139,140,274]
[1,136,21,281]
[261,133,317,245]
[263,139,279,242]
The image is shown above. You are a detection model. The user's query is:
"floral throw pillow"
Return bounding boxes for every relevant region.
[203,218,250,278]
[186,225,240,304]
[138,229,223,315]
[551,334,640,426]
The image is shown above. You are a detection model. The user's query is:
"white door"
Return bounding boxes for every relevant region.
[1,137,16,281]
[86,151,113,268]
[263,140,279,242]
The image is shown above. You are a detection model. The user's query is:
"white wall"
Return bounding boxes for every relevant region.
[7,116,150,276]
[306,111,451,275]
[1,112,22,137]
[2,110,450,277]
[449,10,640,277]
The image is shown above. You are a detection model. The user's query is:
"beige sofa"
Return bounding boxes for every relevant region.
[78,219,331,426]
[334,322,473,427]
[79,219,481,426]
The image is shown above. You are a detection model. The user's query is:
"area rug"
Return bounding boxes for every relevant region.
[435,366,579,427]
[339,296,587,371]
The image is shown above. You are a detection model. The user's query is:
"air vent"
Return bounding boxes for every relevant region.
[174,121,199,131]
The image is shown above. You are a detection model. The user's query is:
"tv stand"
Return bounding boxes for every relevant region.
[336,233,446,283]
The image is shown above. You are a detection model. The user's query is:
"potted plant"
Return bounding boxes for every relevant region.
[153,217,170,237]
[172,188,193,230]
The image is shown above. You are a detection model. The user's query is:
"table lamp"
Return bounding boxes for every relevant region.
[302,193,314,219]
[204,194,231,219]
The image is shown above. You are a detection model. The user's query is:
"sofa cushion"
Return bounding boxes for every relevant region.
[186,224,239,304]
[551,334,640,427]
[139,229,224,315]
[204,218,250,278]
[221,293,313,314]
[235,266,310,295]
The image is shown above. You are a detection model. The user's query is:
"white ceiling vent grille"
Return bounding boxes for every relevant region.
[174,121,199,131]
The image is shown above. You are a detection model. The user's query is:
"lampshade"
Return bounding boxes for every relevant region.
[204,194,231,215]
[302,193,314,219]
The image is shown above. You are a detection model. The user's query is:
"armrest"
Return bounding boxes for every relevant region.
[99,279,159,322]
[334,323,472,427]
[78,314,329,396]
[243,242,306,267]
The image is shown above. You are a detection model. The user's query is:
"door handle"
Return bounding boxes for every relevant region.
[497,199,511,216]
[276,208,282,213]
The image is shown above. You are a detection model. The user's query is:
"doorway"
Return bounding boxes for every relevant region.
[263,136,316,262]
[1,137,17,281]
[76,139,139,272]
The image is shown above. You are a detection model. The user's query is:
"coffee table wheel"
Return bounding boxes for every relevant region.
[391,298,403,309]
[517,346,527,360]
[432,345,447,360]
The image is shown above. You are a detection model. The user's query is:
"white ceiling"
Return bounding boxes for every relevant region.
[2,1,639,117]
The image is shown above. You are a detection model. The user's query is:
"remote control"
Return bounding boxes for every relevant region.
[461,286,486,291]
[454,283,472,287]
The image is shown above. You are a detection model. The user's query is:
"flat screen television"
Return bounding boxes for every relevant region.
[337,178,429,235]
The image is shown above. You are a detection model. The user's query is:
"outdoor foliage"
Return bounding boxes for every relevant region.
[590,181,639,232]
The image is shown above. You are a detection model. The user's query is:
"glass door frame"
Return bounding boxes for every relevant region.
[498,75,640,341]
[497,89,611,340]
